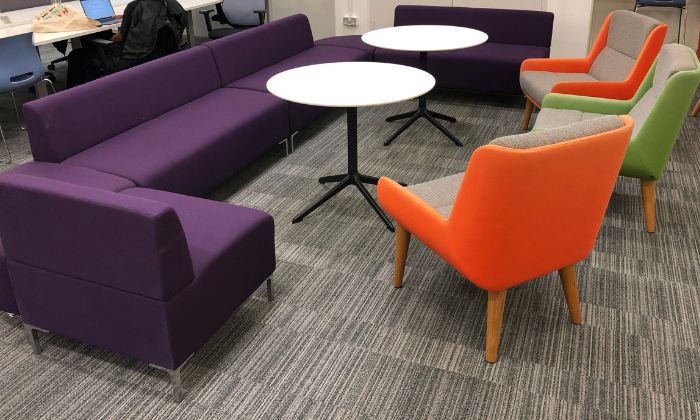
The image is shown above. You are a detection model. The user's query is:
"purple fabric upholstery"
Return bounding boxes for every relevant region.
[0,240,16,315]
[5,162,134,191]
[0,175,194,301]
[375,43,551,95]
[205,14,314,87]
[315,35,376,59]
[0,176,275,369]
[24,46,221,163]
[228,46,368,92]
[64,88,288,196]
[394,5,554,48]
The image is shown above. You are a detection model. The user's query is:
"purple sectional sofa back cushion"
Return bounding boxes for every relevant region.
[0,175,194,301]
[206,14,315,87]
[394,5,553,48]
[24,46,221,163]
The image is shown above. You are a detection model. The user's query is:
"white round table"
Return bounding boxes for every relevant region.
[362,25,488,146]
[267,62,435,231]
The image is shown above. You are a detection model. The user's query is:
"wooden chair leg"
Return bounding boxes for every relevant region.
[485,290,507,363]
[558,265,582,324]
[393,223,410,288]
[691,99,700,117]
[521,97,535,130]
[641,179,657,233]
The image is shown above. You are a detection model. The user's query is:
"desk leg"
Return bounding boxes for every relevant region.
[293,107,395,232]
[34,80,49,99]
[384,51,462,147]
[185,10,196,48]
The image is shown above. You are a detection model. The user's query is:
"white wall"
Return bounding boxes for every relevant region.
[545,0,594,57]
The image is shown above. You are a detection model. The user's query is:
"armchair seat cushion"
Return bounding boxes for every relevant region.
[315,35,376,59]
[533,108,606,130]
[407,173,464,218]
[520,71,597,105]
[64,88,288,197]
[121,188,276,367]
[5,162,134,192]
[376,43,551,95]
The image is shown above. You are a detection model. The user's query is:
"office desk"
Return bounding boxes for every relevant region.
[0,0,221,46]
[0,0,221,96]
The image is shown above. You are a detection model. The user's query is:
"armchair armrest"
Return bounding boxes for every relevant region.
[377,177,449,252]
[550,80,640,101]
[520,57,591,74]
[542,93,634,115]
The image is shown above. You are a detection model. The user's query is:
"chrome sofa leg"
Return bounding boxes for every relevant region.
[23,324,41,354]
[278,138,289,157]
[168,367,184,403]
[290,131,299,153]
[266,277,274,302]
[0,120,12,164]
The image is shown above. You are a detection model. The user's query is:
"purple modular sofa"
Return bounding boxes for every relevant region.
[318,5,554,95]
[0,14,372,400]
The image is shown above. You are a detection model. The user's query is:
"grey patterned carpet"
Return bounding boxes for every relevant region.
[0,46,700,418]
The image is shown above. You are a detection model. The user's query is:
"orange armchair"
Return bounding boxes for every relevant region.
[519,10,666,129]
[378,116,634,363]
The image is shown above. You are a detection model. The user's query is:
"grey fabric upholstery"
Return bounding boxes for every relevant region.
[407,173,463,218]
[589,11,661,81]
[533,108,605,130]
[520,71,597,105]
[628,44,697,135]
[490,116,624,149]
[520,10,662,104]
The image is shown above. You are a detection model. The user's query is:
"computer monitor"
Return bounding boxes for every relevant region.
[80,0,116,20]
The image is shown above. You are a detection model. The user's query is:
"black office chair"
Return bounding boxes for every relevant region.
[634,0,686,42]
[199,0,269,40]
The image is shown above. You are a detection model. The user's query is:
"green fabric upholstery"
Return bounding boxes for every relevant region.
[537,44,700,181]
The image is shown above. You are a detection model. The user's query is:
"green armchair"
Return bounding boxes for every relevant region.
[533,44,700,233]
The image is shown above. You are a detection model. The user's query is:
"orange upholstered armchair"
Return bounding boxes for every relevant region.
[519,10,666,129]
[378,116,633,363]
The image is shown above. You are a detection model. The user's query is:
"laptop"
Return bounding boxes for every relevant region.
[80,0,122,25]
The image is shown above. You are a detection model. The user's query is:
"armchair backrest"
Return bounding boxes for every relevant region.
[221,0,266,26]
[624,44,700,179]
[588,10,665,81]
[447,116,632,290]
[0,175,194,301]
[394,5,553,48]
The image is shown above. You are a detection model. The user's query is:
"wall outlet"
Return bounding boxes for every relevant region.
[343,15,358,27]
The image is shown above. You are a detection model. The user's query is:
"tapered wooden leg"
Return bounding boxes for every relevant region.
[558,265,582,324]
[485,290,507,363]
[691,99,700,117]
[641,179,657,233]
[521,98,535,130]
[393,223,410,288]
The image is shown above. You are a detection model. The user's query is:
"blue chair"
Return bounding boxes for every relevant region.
[634,0,686,42]
[0,34,53,163]
[199,0,269,40]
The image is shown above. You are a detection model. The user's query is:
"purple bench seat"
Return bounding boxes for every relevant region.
[64,88,288,197]
[319,5,554,96]
[0,174,275,380]
[315,35,376,59]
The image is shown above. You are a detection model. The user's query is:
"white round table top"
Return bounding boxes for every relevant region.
[361,25,488,52]
[266,62,435,108]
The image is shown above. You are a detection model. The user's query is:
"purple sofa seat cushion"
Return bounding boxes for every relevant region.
[394,5,554,48]
[0,174,194,301]
[0,239,17,315]
[206,14,315,87]
[315,35,376,59]
[25,46,221,163]
[64,88,289,197]
[375,43,550,94]
[5,162,134,191]
[122,188,276,367]
[227,46,368,92]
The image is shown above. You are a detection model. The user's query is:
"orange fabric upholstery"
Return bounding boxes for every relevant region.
[520,13,667,107]
[378,116,633,292]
